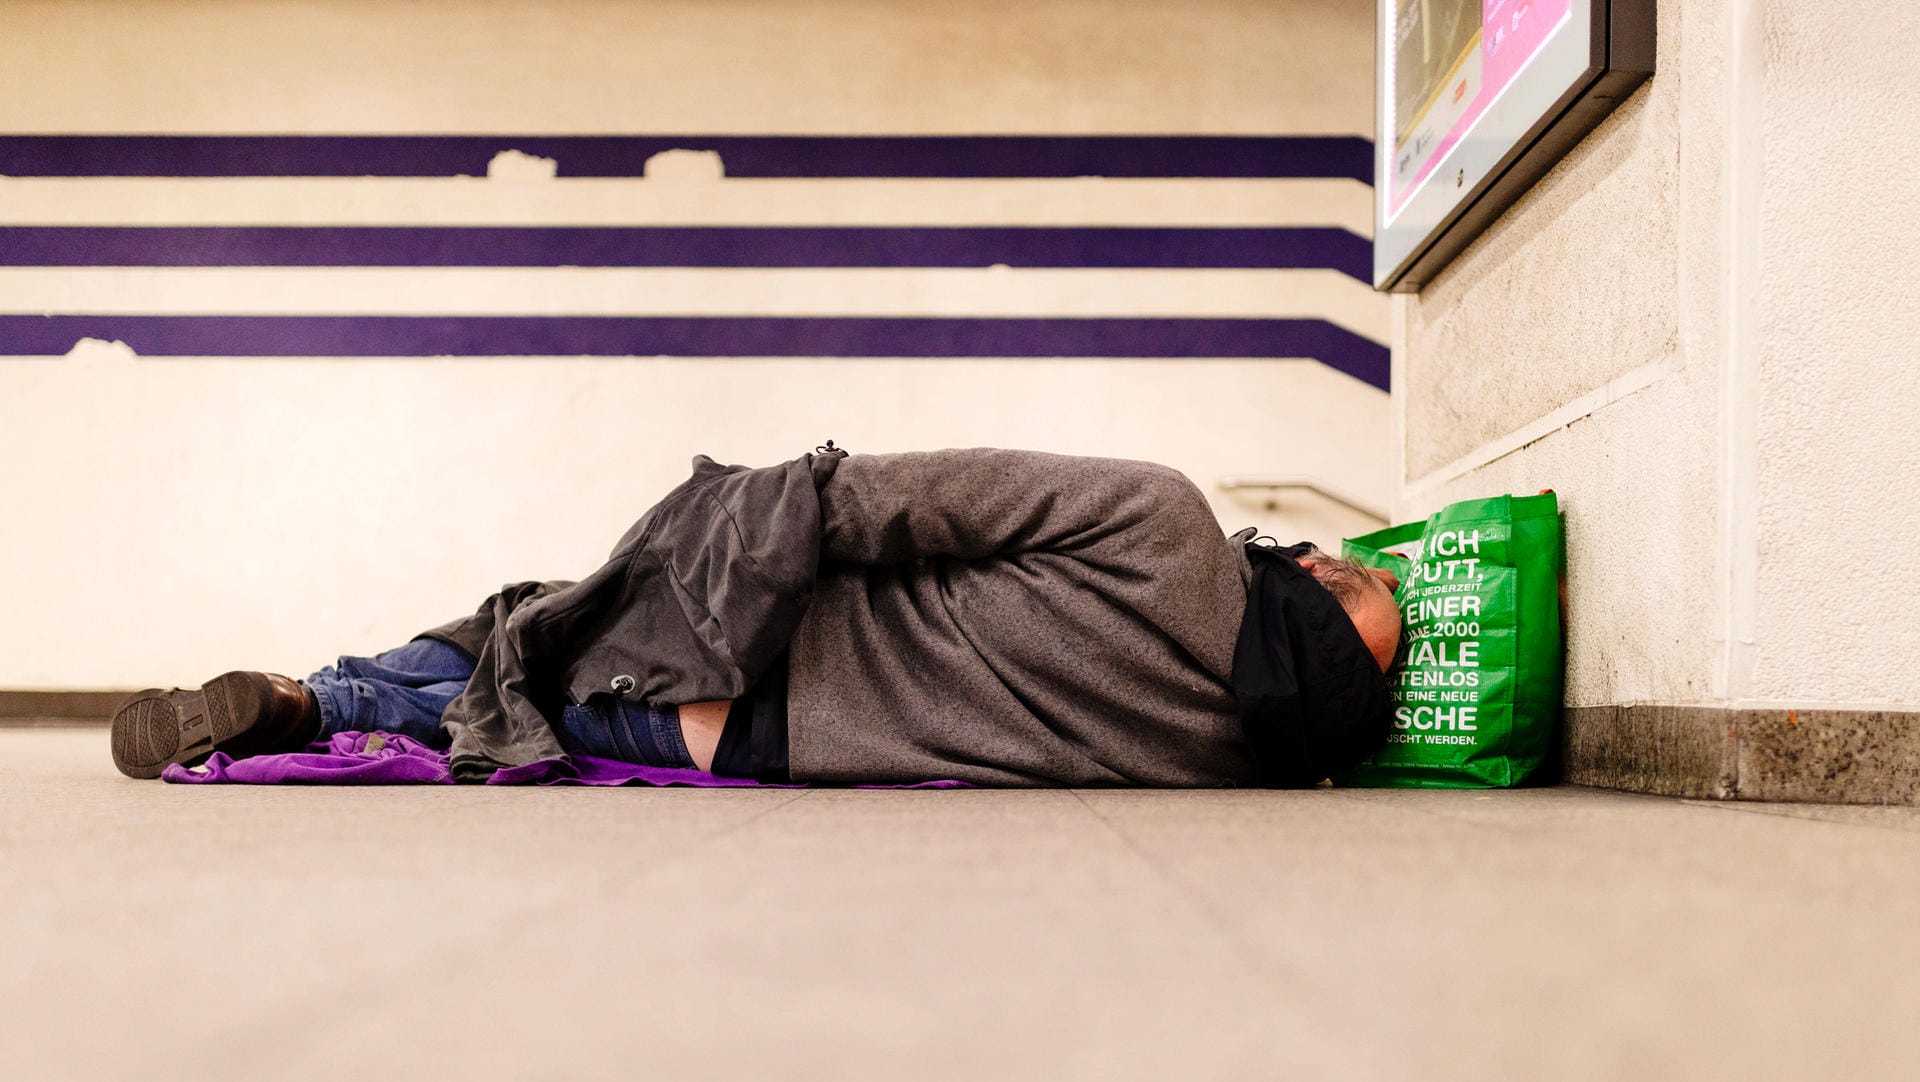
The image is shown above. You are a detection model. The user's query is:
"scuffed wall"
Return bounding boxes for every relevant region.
[0,0,1387,688]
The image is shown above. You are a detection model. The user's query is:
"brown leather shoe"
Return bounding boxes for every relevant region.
[109,671,317,779]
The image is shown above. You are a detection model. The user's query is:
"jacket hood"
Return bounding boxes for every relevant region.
[1230,540,1395,786]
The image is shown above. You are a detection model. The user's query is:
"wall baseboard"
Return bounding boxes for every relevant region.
[0,690,132,724]
[1566,704,1920,805]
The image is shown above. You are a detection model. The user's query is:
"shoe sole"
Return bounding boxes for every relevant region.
[109,671,263,780]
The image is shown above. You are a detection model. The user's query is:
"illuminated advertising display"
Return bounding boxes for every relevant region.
[1374,0,1654,291]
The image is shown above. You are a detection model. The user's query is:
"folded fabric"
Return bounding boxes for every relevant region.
[160,731,968,789]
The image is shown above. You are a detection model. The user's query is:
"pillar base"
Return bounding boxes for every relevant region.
[1566,704,1920,804]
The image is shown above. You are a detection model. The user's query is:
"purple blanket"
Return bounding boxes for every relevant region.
[161,731,967,789]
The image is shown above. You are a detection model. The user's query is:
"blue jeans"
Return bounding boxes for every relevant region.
[304,637,694,768]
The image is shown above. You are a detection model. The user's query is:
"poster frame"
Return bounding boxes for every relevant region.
[1374,0,1655,292]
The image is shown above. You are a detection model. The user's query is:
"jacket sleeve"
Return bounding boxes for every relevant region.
[438,580,570,780]
[817,448,1219,569]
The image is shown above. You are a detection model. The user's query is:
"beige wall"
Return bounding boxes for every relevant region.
[2,0,1373,136]
[1751,0,1920,705]
[0,0,1387,688]
[1396,0,1920,711]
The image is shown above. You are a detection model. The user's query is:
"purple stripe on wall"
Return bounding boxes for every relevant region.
[0,316,1390,389]
[0,226,1370,280]
[0,135,1373,182]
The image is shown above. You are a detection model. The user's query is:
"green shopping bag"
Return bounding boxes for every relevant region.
[1336,492,1564,788]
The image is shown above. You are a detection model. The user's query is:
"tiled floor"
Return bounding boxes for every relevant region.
[4,726,1918,1081]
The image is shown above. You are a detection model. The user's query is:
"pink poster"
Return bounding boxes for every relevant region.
[1389,0,1573,214]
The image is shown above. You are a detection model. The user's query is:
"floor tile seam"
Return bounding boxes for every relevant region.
[1320,787,1577,833]
[1066,791,1255,940]
[1064,789,1353,1007]
[1319,791,1920,889]
[1308,788,1907,882]
[1676,798,1920,836]
[207,787,815,1065]
[1320,785,1744,833]
[1065,791,1434,1076]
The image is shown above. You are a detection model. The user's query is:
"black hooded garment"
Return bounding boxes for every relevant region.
[1232,540,1396,786]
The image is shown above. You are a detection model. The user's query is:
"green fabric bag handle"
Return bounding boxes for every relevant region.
[1337,492,1564,788]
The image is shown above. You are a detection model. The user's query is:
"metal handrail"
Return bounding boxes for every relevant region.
[1215,475,1389,523]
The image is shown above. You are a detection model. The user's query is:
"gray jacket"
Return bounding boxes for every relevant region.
[788,449,1259,787]
[426,446,1259,787]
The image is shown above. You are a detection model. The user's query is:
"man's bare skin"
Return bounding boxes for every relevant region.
[678,700,731,772]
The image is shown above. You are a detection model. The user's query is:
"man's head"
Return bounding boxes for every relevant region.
[1294,546,1403,673]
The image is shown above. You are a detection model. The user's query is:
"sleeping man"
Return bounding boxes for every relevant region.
[109,447,1403,787]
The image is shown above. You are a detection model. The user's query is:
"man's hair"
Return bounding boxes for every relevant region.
[1300,544,1411,679]
[1297,545,1375,609]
